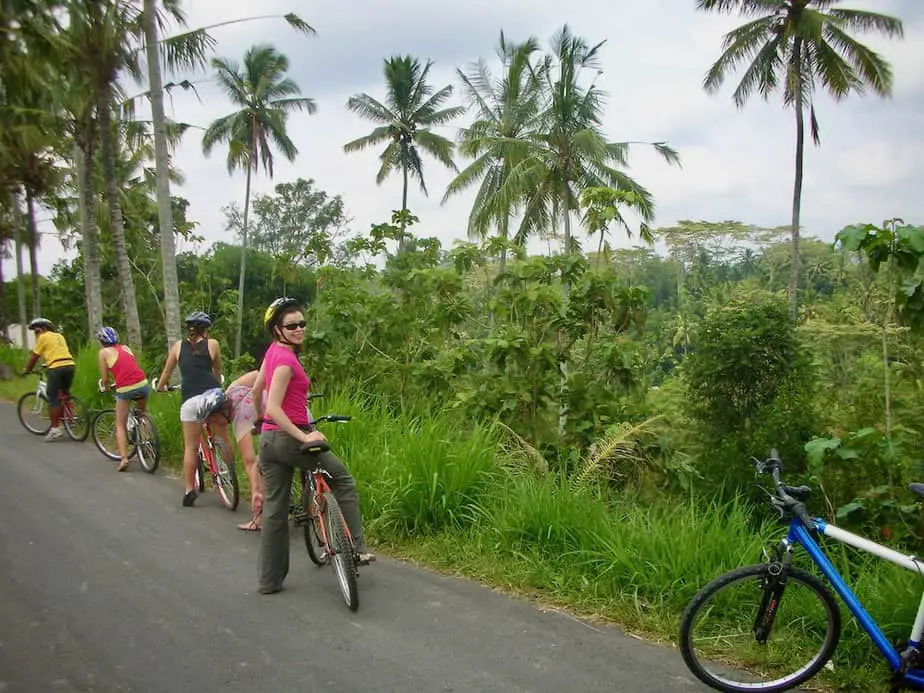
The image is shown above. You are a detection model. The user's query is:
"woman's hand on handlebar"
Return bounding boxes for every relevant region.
[300,429,327,446]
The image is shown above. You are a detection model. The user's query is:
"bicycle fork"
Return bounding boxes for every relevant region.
[753,542,797,644]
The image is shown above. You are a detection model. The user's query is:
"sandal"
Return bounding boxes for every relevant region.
[117,459,130,472]
[237,494,264,531]
[237,516,261,532]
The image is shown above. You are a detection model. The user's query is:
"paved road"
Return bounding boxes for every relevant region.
[0,404,711,693]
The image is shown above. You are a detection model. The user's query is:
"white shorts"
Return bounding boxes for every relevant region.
[179,388,224,423]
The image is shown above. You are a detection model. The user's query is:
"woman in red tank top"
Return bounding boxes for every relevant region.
[96,326,150,471]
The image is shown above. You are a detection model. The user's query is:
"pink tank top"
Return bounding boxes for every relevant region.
[108,344,147,390]
[261,342,310,431]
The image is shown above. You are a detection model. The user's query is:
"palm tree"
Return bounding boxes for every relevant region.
[697,0,904,320]
[343,55,464,245]
[142,8,316,349]
[202,43,316,358]
[442,33,543,274]
[58,0,151,346]
[502,25,681,256]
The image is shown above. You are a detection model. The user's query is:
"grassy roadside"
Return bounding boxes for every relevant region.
[0,345,909,690]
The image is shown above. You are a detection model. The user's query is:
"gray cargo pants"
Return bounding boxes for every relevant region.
[257,428,367,592]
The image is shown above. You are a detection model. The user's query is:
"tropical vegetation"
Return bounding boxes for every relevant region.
[0,2,917,689]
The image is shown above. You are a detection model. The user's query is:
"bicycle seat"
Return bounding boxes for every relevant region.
[299,441,331,454]
[909,483,924,498]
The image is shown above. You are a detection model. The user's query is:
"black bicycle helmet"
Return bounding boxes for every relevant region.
[184,311,212,328]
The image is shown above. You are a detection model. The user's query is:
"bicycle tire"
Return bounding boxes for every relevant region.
[323,492,358,611]
[212,437,239,511]
[17,391,50,435]
[679,563,841,692]
[134,413,160,473]
[63,397,89,442]
[304,483,328,566]
[91,409,136,461]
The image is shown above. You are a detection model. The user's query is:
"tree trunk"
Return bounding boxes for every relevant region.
[25,188,40,316]
[10,189,27,347]
[788,38,804,323]
[0,230,6,342]
[74,141,103,337]
[97,84,143,347]
[143,0,181,350]
[397,162,409,253]
[234,157,253,359]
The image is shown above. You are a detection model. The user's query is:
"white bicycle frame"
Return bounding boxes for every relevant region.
[784,517,924,683]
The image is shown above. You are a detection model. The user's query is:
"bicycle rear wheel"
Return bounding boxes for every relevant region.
[212,437,239,511]
[63,397,89,442]
[92,409,136,461]
[679,563,841,692]
[322,492,358,611]
[303,484,328,566]
[134,413,160,473]
[17,392,50,435]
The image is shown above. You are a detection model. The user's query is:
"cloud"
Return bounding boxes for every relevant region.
[5,0,923,279]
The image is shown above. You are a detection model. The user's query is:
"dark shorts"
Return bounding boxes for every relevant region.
[46,365,75,407]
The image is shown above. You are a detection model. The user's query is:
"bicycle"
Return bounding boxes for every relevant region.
[17,366,89,441]
[276,407,362,612]
[153,379,239,511]
[678,449,924,693]
[90,379,160,473]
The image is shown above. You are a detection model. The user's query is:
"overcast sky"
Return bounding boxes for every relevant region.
[5,0,923,279]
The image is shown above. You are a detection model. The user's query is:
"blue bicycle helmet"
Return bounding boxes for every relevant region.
[184,311,212,328]
[97,326,119,345]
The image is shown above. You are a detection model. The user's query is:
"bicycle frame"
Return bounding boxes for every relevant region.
[782,517,924,684]
[198,420,218,471]
[34,371,75,418]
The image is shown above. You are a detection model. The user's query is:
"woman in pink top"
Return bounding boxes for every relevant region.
[252,297,373,595]
[96,326,149,472]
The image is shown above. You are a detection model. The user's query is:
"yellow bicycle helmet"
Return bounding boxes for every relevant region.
[264,297,301,333]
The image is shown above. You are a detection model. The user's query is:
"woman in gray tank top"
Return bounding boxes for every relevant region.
[156,311,234,507]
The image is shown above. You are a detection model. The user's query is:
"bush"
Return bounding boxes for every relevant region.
[682,294,817,490]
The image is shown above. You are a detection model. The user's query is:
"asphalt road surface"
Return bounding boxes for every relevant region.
[0,403,713,693]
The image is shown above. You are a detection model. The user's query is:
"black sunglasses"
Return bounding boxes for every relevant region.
[282,320,307,331]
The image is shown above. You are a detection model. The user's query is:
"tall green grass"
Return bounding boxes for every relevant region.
[3,352,916,687]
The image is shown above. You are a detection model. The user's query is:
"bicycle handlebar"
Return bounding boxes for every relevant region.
[752,450,817,533]
[151,377,181,392]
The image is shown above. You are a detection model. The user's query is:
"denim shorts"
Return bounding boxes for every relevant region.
[115,382,150,401]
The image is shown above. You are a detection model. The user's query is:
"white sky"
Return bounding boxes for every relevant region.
[5,0,923,278]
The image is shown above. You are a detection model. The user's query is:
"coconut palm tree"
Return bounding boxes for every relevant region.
[202,43,316,358]
[141,7,316,349]
[502,25,680,256]
[442,32,543,274]
[343,55,464,245]
[697,0,904,320]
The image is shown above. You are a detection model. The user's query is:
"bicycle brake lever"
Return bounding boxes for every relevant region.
[770,497,786,521]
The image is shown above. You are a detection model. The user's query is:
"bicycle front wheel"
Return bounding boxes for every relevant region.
[92,409,136,461]
[212,438,239,511]
[63,397,89,442]
[323,492,358,611]
[134,414,160,473]
[679,563,841,692]
[18,392,50,435]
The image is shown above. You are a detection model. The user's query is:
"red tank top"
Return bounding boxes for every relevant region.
[109,344,147,390]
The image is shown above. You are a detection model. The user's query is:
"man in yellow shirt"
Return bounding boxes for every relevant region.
[23,317,76,441]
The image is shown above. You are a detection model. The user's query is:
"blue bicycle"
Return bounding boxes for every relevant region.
[679,450,924,692]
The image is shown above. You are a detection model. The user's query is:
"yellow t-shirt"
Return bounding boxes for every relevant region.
[33,332,75,368]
